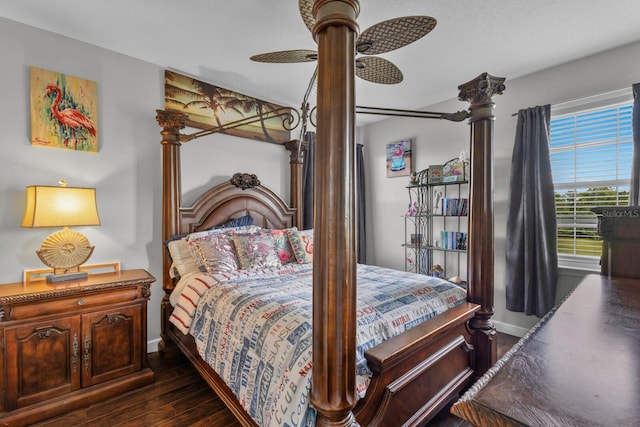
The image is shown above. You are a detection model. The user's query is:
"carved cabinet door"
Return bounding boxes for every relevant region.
[81,304,142,386]
[4,316,82,410]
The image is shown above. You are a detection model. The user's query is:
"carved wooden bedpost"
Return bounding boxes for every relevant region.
[284,140,305,229]
[311,1,360,426]
[155,109,185,351]
[458,73,505,375]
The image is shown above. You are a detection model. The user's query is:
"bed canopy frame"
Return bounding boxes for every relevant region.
[156,1,504,425]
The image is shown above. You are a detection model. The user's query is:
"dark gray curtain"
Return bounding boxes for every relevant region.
[356,144,367,264]
[301,134,367,263]
[302,131,315,230]
[631,83,640,205]
[506,105,558,317]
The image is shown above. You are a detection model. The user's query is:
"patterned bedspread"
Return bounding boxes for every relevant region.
[170,263,466,427]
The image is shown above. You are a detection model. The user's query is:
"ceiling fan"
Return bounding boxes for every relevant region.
[250,0,437,85]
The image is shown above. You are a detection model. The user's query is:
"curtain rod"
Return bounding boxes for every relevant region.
[511,86,633,117]
[356,105,469,122]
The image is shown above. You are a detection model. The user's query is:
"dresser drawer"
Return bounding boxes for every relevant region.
[6,288,139,320]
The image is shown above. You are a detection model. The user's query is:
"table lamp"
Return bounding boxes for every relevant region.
[21,180,101,282]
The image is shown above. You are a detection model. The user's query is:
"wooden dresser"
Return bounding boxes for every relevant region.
[451,274,640,426]
[0,269,155,426]
[450,208,640,426]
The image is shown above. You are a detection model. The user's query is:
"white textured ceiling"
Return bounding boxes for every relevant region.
[2,0,640,125]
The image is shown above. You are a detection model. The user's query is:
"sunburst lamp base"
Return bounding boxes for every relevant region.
[22,181,101,283]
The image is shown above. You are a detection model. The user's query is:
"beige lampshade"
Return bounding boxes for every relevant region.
[22,185,100,228]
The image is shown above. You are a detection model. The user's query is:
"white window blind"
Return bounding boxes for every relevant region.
[549,91,633,266]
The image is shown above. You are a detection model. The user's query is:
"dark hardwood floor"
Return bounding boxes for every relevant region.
[34,332,520,427]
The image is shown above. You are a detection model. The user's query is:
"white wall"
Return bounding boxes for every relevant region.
[361,40,640,336]
[0,17,290,350]
[5,16,639,342]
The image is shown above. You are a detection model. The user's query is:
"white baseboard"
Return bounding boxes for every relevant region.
[147,338,160,354]
[493,320,528,338]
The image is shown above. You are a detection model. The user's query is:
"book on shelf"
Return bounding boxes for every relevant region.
[440,230,467,250]
[441,198,468,216]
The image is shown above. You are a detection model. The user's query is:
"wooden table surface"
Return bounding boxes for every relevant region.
[0,269,154,301]
[451,274,640,426]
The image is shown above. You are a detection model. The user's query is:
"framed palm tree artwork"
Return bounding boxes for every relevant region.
[164,70,293,144]
[30,67,98,152]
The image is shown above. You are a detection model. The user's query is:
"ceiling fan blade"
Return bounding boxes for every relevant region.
[355,56,403,85]
[250,49,318,63]
[299,0,315,32]
[357,16,436,55]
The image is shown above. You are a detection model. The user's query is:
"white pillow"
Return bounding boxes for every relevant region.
[167,238,200,277]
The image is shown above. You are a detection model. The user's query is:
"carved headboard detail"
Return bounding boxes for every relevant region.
[230,172,260,190]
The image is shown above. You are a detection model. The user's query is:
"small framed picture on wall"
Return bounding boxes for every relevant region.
[385,139,412,178]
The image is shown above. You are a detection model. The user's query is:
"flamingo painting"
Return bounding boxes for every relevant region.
[44,84,97,150]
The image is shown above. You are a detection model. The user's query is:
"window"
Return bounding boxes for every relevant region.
[549,89,633,269]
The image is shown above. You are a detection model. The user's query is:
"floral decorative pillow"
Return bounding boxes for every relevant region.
[194,233,239,274]
[285,229,314,264]
[186,225,260,273]
[271,227,297,264]
[233,233,281,270]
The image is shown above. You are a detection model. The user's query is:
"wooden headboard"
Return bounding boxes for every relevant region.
[154,108,303,296]
[178,172,295,234]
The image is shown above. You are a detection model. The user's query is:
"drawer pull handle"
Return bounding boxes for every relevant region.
[72,333,79,373]
[84,332,90,371]
[77,299,86,306]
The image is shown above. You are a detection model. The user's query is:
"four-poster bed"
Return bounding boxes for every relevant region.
[156,2,504,425]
